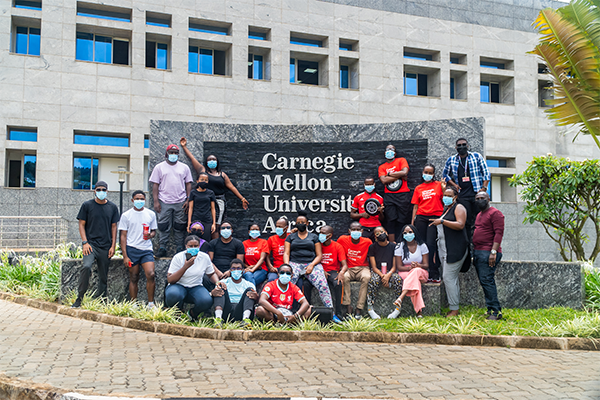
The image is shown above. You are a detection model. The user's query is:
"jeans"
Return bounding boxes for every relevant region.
[252,269,268,286]
[165,283,213,318]
[203,271,255,290]
[212,287,256,321]
[458,195,479,245]
[78,246,110,300]
[473,250,503,314]
[266,272,279,282]
[156,200,187,250]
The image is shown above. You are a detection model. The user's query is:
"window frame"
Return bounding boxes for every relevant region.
[76,31,130,65]
[13,25,40,56]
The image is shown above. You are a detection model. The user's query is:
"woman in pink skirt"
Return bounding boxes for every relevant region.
[393,224,429,317]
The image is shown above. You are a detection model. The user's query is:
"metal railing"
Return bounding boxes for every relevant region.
[0,216,68,251]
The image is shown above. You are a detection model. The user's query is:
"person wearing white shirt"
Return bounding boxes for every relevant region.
[119,190,158,307]
[211,259,259,326]
[165,235,219,320]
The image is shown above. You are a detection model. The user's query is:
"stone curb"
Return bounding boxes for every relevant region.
[1,291,598,351]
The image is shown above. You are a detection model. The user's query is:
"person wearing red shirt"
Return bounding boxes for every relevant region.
[302,225,347,322]
[337,222,372,319]
[255,264,311,324]
[243,223,270,286]
[378,144,411,243]
[411,163,445,283]
[266,216,289,283]
[350,177,385,241]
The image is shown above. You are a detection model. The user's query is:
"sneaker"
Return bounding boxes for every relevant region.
[214,317,223,327]
[241,318,252,328]
[332,315,343,324]
[487,313,502,321]
[71,298,82,308]
[387,308,401,319]
[187,310,197,322]
[354,313,363,320]
[147,302,155,309]
[367,309,381,320]
[155,247,167,258]
[428,279,442,284]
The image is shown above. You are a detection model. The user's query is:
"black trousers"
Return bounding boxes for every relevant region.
[78,246,110,300]
[302,271,343,317]
[458,195,479,245]
[413,214,441,280]
[212,287,256,321]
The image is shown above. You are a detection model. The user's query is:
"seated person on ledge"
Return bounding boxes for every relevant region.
[255,264,311,324]
[211,259,259,326]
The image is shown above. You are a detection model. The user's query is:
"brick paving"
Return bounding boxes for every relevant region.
[1,300,599,399]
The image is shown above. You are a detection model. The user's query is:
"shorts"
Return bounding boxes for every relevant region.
[384,192,412,225]
[126,246,155,266]
[276,307,293,317]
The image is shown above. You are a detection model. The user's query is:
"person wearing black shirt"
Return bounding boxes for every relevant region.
[187,172,217,242]
[205,221,246,290]
[365,226,403,319]
[72,181,120,308]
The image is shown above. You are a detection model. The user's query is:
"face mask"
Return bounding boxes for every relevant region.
[96,191,107,201]
[197,181,208,189]
[443,196,454,206]
[191,230,203,237]
[275,227,285,237]
[422,173,433,182]
[296,223,307,232]
[376,233,387,242]
[231,270,243,280]
[249,230,260,239]
[364,185,375,193]
[350,231,362,240]
[186,247,199,256]
[207,160,217,169]
[319,233,328,243]
[385,150,395,160]
[457,146,468,156]
[278,274,292,285]
[221,228,232,239]
[403,233,415,242]
[133,199,145,209]
[476,199,489,211]
[168,154,178,163]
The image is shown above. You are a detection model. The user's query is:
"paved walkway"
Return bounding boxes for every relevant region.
[1,300,599,399]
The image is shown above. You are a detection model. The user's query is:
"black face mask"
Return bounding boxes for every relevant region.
[296,223,307,232]
[457,146,468,156]
[476,199,489,211]
[376,233,388,242]
[191,230,203,237]
[197,181,208,189]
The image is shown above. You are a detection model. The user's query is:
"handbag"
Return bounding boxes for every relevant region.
[460,248,471,273]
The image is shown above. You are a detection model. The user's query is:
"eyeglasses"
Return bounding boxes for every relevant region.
[279,271,292,276]
[456,143,468,148]
[95,188,107,192]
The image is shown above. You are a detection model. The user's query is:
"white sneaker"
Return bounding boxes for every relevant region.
[147,302,155,309]
[368,309,381,319]
[387,308,401,319]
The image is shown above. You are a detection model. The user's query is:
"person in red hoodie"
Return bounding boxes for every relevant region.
[338,222,372,319]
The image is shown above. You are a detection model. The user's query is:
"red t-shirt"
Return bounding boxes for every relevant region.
[267,234,287,269]
[262,280,305,310]
[351,192,384,227]
[321,241,347,272]
[337,235,371,268]
[411,181,444,216]
[243,238,269,270]
[378,158,410,193]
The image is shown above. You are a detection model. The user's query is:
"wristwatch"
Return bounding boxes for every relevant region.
[491,249,497,255]
[82,241,88,245]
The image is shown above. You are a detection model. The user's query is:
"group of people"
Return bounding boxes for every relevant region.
[72,137,506,323]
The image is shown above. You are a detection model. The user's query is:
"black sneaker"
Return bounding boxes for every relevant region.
[487,313,502,321]
[155,247,167,258]
[71,298,82,308]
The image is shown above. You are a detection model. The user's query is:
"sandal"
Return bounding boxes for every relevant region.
[393,298,402,308]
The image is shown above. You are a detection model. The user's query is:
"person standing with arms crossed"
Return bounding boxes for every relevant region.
[72,181,119,308]
[378,144,411,242]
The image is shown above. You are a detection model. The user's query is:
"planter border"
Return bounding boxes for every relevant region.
[1,291,598,351]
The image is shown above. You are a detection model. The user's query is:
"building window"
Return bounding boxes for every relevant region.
[248,54,264,80]
[450,52,466,65]
[480,81,500,103]
[146,41,168,69]
[339,40,354,51]
[74,132,129,147]
[487,159,507,168]
[450,78,455,99]
[7,127,37,142]
[481,61,504,69]
[73,156,98,189]
[146,12,171,28]
[6,152,36,188]
[404,72,427,96]
[14,0,41,10]
[76,3,131,22]
[189,47,226,75]
[403,47,439,61]
[189,20,230,35]
[290,33,326,48]
[290,58,319,85]
[539,80,553,107]
[14,26,40,56]
[248,28,268,41]
[404,51,432,61]
[340,65,349,88]
[144,136,149,148]
[450,70,467,100]
[538,63,550,74]
[480,56,513,70]
[76,32,129,65]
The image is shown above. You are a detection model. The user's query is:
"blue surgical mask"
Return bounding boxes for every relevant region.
[319,233,328,243]
[278,274,291,285]
[186,247,199,256]
[231,270,243,280]
[443,196,454,206]
[350,231,362,240]
[365,185,375,193]
[385,150,395,160]
[133,199,145,209]
[207,160,217,169]
[403,233,415,242]
[168,154,178,163]
[422,173,433,182]
[95,191,107,201]
[275,227,285,236]
[221,228,232,239]
[249,230,260,239]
